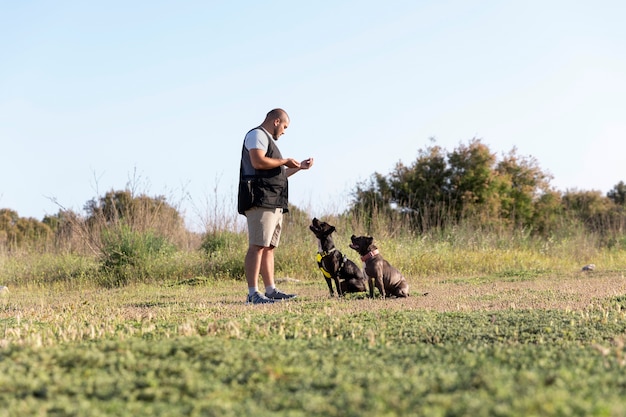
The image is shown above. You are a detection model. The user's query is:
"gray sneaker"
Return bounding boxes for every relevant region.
[247,292,276,305]
[265,289,297,300]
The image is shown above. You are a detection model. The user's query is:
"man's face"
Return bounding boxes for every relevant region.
[272,117,289,140]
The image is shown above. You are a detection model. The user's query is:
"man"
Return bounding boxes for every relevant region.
[238,108,314,304]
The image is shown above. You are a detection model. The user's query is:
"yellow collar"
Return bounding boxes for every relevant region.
[316,249,345,279]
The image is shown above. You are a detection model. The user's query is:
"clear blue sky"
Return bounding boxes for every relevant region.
[2,1,625,230]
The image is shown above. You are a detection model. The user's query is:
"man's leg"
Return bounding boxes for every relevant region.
[245,244,276,303]
[245,244,264,289]
[245,208,292,302]
[259,246,275,288]
[260,245,296,300]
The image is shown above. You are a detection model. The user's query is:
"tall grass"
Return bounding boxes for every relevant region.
[1,201,625,289]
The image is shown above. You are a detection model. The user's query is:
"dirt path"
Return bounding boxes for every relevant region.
[412,272,626,311]
[268,272,626,314]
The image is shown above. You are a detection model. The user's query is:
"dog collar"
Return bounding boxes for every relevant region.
[316,252,332,278]
[316,249,346,279]
[360,249,379,262]
[317,248,337,257]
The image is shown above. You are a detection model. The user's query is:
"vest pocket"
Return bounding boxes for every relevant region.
[254,177,284,207]
[237,179,255,214]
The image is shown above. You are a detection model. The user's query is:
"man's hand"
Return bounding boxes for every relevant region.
[299,158,314,170]
[283,158,301,168]
[285,157,314,177]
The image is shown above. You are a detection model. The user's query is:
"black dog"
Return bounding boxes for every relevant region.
[309,218,367,297]
[349,235,410,299]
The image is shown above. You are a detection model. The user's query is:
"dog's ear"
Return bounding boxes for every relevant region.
[330,225,336,234]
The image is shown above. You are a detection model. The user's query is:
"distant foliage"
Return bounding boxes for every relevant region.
[200,230,242,255]
[561,189,625,245]
[349,138,625,242]
[81,189,191,285]
[0,188,199,285]
[607,181,626,206]
[2,143,626,257]
[84,189,184,234]
[98,225,176,287]
[0,208,52,251]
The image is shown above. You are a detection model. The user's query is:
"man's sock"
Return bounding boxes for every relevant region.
[248,287,258,297]
[265,285,276,295]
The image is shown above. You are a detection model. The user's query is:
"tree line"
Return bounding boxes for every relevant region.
[349,139,625,245]
[2,138,625,251]
[0,189,186,252]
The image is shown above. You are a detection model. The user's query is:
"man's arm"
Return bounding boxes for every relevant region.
[249,149,301,170]
[286,158,314,177]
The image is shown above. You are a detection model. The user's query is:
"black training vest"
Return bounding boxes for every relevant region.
[239,128,289,212]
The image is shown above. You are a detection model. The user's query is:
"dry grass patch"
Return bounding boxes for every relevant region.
[2,271,626,349]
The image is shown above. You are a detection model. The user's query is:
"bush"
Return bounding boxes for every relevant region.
[98,226,176,287]
[200,230,243,255]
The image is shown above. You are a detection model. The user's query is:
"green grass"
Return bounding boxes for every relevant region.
[2,276,626,416]
[2,216,626,416]
[3,332,624,417]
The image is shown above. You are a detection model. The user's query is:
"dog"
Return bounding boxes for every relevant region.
[349,235,410,298]
[309,218,367,297]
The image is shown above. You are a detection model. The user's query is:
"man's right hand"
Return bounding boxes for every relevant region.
[283,158,301,168]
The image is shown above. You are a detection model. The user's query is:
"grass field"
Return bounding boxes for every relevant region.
[2,268,626,416]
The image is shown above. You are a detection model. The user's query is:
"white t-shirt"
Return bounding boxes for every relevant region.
[241,127,276,177]
[244,127,271,151]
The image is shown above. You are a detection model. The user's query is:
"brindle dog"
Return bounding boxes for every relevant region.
[349,235,410,298]
[309,218,367,297]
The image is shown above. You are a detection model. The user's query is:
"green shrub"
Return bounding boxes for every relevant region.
[98,226,176,287]
[200,230,243,255]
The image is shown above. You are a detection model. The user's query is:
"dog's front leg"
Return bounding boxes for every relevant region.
[324,277,335,297]
[333,277,343,297]
[375,276,386,299]
[367,276,375,298]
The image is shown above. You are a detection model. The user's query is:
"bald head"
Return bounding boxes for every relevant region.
[261,108,290,140]
[265,108,289,123]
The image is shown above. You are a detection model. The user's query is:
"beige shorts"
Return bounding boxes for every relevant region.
[246,207,283,247]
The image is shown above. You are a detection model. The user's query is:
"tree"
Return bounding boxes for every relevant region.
[531,190,564,236]
[607,181,626,206]
[495,148,553,228]
[349,138,555,233]
[385,144,450,230]
[561,190,615,234]
[446,139,498,221]
[350,173,395,232]
[0,208,52,250]
[84,189,184,233]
